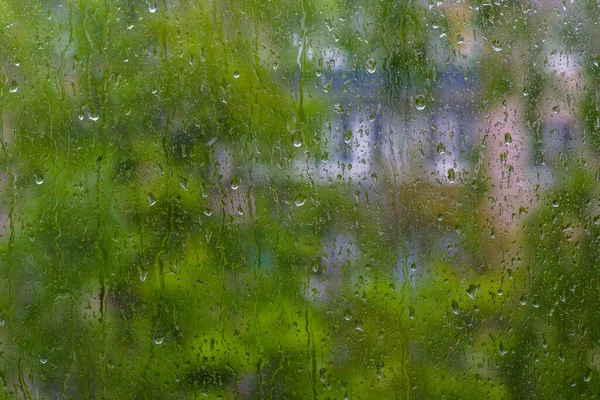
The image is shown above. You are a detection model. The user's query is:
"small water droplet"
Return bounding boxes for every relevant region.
[35,174,44,185]
[366,58,377,74]
[230,176,239,190]
[447,168,456,182]
[233,71,240,79]
[88,112,99,121]
[552,200,559,208]
[491,39,503,52]
[451,300,460,315]
[466,284,479,300]
[147,193,157,206]
[139,271,148,282]
[410,263,417,272]
[499,342,507,356]
[153,333,164,345]
[9,80,18,93]
[236,205,244,215]
[40,357,48,364]
[343,307,352,321]
[0,315,4,326]
[292,131,302,147]
[415,94,426,110]
[437,142,446,155]
[504,132,512,145]
[343,129,353,144]
[295,194,307,207]
[376,362,384,378]
[519,296,527,305]
[203,208,212,216]
[584,369,592,382]
[14,59,20,67]
[148,3,157,13]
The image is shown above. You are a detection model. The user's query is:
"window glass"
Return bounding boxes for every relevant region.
[1,0,599,398]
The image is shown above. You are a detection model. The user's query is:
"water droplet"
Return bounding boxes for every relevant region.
[451,300,460,315]
[552,105,560,114]
[139,271,148,282]
[153,333,164,345]
[499,342,507,356]
[491,39,503,52]
[447,168,456,183]
[376,362,384,378]
[147,193,157,206]
[366,58,377,74]
[236,205,244,215]
[415,94,426,110]
[322,82,332,93]
[343,307,352,321]
[343,129,353,144]
[410,263,417,272]
[504,132,512,145]
[14,59,20,67]
[203,208,212,217]
[584,369,592,382]
[9,80,18,93]
[292,131,302,147]
[148,3,157,13]
[40,357,48,364]
[437,142,446,155]
[552,200,559,208]
[519,296,527,305]
[466,284,479,300]
[0,315,4,326]
[88,112,99,121]
[408,306,415,319]
[230,176,239,190]
[295,194,307,207]
[233,71,240,79]
[35,174,44,185]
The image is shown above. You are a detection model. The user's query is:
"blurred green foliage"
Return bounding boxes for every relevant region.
[0,0,598,399]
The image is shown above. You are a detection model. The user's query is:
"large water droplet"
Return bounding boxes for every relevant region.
[148,2,157,13]
[233,71,240,79]
[35,174,44,185]
[415,94,426,110]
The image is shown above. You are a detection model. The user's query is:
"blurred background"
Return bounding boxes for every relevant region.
[0,0,600,398]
